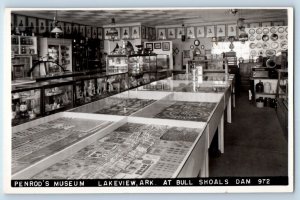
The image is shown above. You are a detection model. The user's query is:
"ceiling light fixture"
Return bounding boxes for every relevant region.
[51,10,63,38]
[106,18,119,41]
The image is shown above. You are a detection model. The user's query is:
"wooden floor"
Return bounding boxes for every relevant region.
[209,92,288,177]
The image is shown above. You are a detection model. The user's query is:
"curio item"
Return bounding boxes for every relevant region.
[264,82,271,93]
[256,80,264,93]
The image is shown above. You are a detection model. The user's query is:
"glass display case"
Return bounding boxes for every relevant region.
[156,54,170,80]
[106,55,128,74]
[11,35,37,55]
[11,83,42,126]
[128,54,157,88]
[43,79,74,115]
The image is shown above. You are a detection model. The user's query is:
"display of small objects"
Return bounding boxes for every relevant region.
[12,89,41,126]
[31,123,201,179]
[154,101,216,122]
[12,117,112,174]
[94,98,155,116]
[44,86,73,112]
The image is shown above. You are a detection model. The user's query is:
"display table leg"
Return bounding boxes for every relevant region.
[200,152,209,177]
[232,88,236,108]
[227,95,232,123]
[218,113,224,153]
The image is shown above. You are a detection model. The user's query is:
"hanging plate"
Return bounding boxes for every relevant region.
[262,34,269,42]
[256,28,262,34]
[280,40,288,49]
[278,27,284,33]
[256,34,262,40]
[271,42,279,49]
[256,42,263,48]
[270,33,278,41]
[263,28,269,34]
[249,35,255,41]
[249,43,256,49]
[249,29,255,34]
[270,27,277,34]
[262,43,270,49]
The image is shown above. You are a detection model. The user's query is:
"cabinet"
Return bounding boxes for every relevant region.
[239,63,254,92]
[39,38,72,72]
[106,55,128,74]
[128,54,157,88]
[11,35,37,55]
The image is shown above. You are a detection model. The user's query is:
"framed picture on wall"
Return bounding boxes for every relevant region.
[48,20,54,33]
[27,17,37,34]
[152,28,156,40]
[158,28,166,40]
[261,22,272,27]
[167,28,176,39]
[145,43,153,51]
[183,50,190,58]
[206,25,215,37]
[148,27,152,40]
[92,27,97,39]
[216,25,226,37]
[11,13,15,32]
[176,27,184,39]
[65,23,72,35]
[38,18,47,35]
[162,42,170,51]
[104,28,110,40]
[249,22,260,28]
[115,27,121,40]
[86,26,92,38]
[141,26,146,39]
[122,27,130,39]
[154,42,161,49]
[196,26,205,38]
[131,26,140,39]
[273,21,284,26]
[16,15,26,32]
[72,24,79,35]
[79,25,86,37]
[186,27,195,39]
[227,24,237,37]
[97,27,103,40]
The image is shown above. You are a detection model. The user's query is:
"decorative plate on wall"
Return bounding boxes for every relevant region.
[263,43,270,49]
[250,50,257,56]
[278,27,284,33]
[262,28,269,34]
[270,27,277,34]
[256,35,262,40]
[266,49,276,57]
[256,28,262,34]
[249,29,255,34]
[280,41,288,49]
[249,43,256,49]
[256,42,263,48]
[285,27,288,33]
[271,42,279,49]
[249,35,255,41]
[262,35,269,41]
[270,33,278,41]
[279,35,285,40]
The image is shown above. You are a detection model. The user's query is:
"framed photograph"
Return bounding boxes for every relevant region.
[158,28,166,40]
[249,22,260,28]
[261,22,272,27]
[131,26,140,39]
[72,24,79,35]
[145,43,153,51]
[115,27,121,40]
[28,17,37,34]
[183,50,190,58]
[216,25,226,37]
[154,42,161,49]
[79,25,86,37]
[177,27,185,39]
[206,25,215,37]
[167,28,176,39]
[92,27,97,39]
[273,21,284,26]
[38,18,46,34]
[64,23,72,35]
[147,27,152,40]
[16,15,26,32]
[196,26,205,38]
[186,27,195,39]
[162,42,170,51]
[104,28,110,40]
[97,27,103,40]
[152,27,156,40]
[122,27,130,39]
[141,26,146,39]
[86,26,92,38]
[48,20,54,33]
[227,24,237,37]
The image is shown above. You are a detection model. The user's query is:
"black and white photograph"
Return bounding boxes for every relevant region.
[4,7,294,194]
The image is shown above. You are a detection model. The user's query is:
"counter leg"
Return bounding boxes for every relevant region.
[232,87,236,108]
[218,113,224,153]
[200,152,209,177]
[227,95,232,123]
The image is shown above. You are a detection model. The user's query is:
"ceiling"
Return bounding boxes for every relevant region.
[13,9,288,27]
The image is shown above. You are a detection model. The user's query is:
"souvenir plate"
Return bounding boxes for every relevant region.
[249,29,255,34]
[278,27,284,33]
[279,35,286,40]
[250,50,257,56]
[262,34,269,42]
[263,28,269,34]
[249,35,255,41]
[256,34,262,40]
[256,28,262,34]
[266,49,276,57]
[280,40,288,49]
[285,27,288,33]
[270,27,277,34]
[263,43,270,49]
[271,42,279,49]
[249,43,256,49]
[256,42,263,49]
[270,33,278,41]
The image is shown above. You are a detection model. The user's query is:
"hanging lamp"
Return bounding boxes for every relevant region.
[51,10,63,38]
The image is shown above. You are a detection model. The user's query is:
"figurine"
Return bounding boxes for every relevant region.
[19,101,28,118]
[88,80,94,97]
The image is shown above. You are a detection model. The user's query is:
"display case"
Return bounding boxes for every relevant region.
[11,83,42,126]
[43,79,74,115]
[128,54,157,88]
[156,54,170,80]
[11,55,34,80]
[11,35,37,55]
[39,38,72,72]
[106,55,128,74]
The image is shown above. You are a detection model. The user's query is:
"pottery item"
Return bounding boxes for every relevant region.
[256,80,264,93]
[264,82,271,93]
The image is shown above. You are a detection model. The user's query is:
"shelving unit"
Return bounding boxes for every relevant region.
[11,35,37,55]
